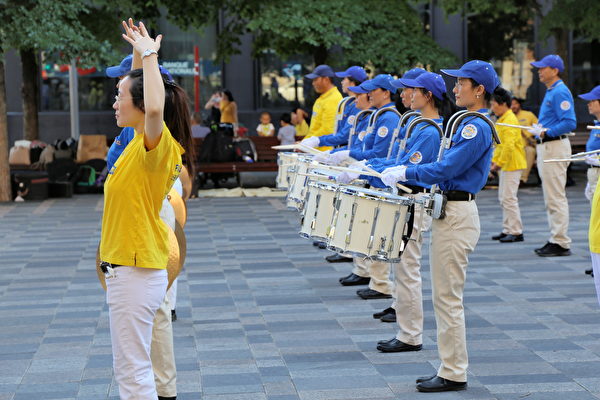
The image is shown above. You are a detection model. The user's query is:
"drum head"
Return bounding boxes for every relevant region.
[169,189,187,227]
[180,165,193,201]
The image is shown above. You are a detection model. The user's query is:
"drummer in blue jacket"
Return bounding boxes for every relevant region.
[327,74,400,165]
[577,85,600,201]
[301,66,367,150]
[382,60,504,393]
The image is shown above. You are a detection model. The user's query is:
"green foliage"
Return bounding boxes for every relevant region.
[540,0,600,41]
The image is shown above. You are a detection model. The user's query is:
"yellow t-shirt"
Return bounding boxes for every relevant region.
[492,109,527,171]
[590,176,600,253]
[295,120,309,137]
[100,123,185,269]
[305,86,342,151]
[514,109,538,147]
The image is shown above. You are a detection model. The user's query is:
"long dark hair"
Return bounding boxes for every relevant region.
[416,88,459,129]
[125,69,195,175]
[222,89,234,102]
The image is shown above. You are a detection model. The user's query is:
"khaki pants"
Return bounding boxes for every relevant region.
[430,201,480,382]
[536,139,571,248]
[151,295,177,398]
[588,167,600,201]
[521,145,536,182]
[392,198,432,346]
[498,170,524,235]
[352,257,392,294]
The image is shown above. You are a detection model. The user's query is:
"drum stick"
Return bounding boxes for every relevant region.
[587,125,600,130]
[297,172,336,180]
[272,144,298,150]
[323,165,412,194]
[544,158,585,163]
[297,143,325,156]
[496,122,548,131]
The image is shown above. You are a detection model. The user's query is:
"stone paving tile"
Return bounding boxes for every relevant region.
[1,178,600,399]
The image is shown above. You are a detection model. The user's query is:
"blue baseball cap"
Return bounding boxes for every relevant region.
[106,54,174,81]
[397,72,447,100]
[358,74,397,94]
[441,60,500,94]
[305,64,335,79]
[578,85,600,101]
[347,79,371,94]
[335,66,368,83]
[391,67,427,89]
[531,54,564,73]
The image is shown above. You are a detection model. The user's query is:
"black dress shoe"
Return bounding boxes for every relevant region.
[380,310,396,323]
[158,396,177,400]
[317,242,327,249]
[357,288,392,299]
[535,242,552,254]
[499,233,524,243]
[373,307,394,319]
[536,242,571,257]
[171,309,177,322]
[312,240,320,246]
[585,268,594,277]
[326,253,353,263]
[340,274,370,286]
[377,337,396,345]
[416,376,467,392]
[377,338,422,353]
[492,232,507,240]
[339,273,353,283]
[416,374,437,383]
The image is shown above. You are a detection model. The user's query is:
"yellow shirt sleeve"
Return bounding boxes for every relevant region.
[493,111,527,171]
[590,176,600,253]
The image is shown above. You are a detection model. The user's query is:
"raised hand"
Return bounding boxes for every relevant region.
[121,18,162,56]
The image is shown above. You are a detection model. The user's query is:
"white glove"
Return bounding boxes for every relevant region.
[381,165,407,187]
[327,150,351,166]
[585,155,600,167]
[585,182,594,201]
[336,160,366,184]
[527,123,545,137]
[300,136,320,148]
[313,150,330,163]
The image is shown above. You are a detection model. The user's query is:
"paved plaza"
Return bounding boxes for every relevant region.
[0,180,599,400]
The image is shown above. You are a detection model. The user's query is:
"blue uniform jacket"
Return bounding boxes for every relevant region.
[538,80,577,138]
[349,103,399,161]
[389,113,421,159]
[405,110,493,194]
[331,109,373,154]
[366,118,442,188]
[319,100,359,147]
[107,127,135,171]
[587,121,600,152]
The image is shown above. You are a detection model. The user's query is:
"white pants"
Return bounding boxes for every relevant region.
[592,252,600,306]
[107,267,168,400]
[537,139,571,248]
[166,278,177,310]
[151,295,177,397]
[498,170,524,235]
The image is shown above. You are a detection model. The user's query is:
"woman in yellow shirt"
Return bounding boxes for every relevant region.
[490,89,527,243]
[100,20,193,399]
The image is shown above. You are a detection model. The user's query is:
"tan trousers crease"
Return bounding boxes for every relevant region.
[498,169,524,235]
[536,139,571,248]
[367,258,393,294]
[521,145,536,182]
[151,295,177,397]
[352,257,370,278]
[430,200,480,382]
[392,196,432,346]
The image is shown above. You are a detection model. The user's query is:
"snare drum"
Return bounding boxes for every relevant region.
[276,152,298,190]
[327,186,414,261]
[299,180,338,241]
[286,155,313,210]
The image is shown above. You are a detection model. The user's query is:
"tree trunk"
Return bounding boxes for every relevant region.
[20,48,39,141]
[553,28,569,83]
[0,52,11,202]
[313,45,329,66]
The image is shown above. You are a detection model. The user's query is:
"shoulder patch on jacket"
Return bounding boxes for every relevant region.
[377,126,389,138]
[461,124,478,139]
[560,100,571,111]
[347,115,356,125]
[409,151,423,164]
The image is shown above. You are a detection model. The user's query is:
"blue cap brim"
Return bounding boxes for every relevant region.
[530,61,547,69]
[305,73,319,79]
[106,65,127,78]
[397,78,422,89]
[390,79,405,89]
[335,72,349,78]
[440,68,463,78]
[348,86,369,94]
[578,92,599,101]
[361,82,379,91]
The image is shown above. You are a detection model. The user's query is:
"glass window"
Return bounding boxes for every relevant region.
[571,38,600,123]
[259,51,312,109]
